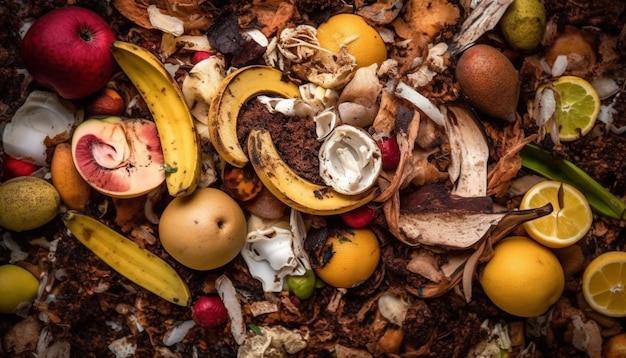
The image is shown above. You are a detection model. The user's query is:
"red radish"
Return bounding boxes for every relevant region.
[376,136,401,170]
[191,51,211,65]
[192,296,228,328]
[3,155,39,178]
[340,205,377,229]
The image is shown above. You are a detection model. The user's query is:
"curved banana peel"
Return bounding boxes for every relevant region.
[111,41,200,197]
[247,128,376,215]
[62,210,191,306]
[208,66,301,168]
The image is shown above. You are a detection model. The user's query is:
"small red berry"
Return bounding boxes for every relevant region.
[340,205,377,229]
[192,296,228,328]
[3,155,38,178]
[191,51,211,65]
[376,136,401,170]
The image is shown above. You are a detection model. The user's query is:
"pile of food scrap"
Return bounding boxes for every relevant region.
[1,0,625,356]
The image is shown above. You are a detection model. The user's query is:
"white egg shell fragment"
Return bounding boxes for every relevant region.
[319,125,382,195]
[241,210,310,292]
[313,107,340,140]
[182,56,226,126]
[2,90,79,165]
[256,96,314,118]
[298,83,339,114]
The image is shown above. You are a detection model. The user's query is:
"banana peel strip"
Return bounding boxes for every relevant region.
[62,211,191,306]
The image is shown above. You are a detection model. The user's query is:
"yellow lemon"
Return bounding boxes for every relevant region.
[0,264,40,313]
[519,180,592,248]
[479,236,565,317]
[316,14,387,69]
[314,228,380,288]
[582,251,626,317]
[551,75,600,141]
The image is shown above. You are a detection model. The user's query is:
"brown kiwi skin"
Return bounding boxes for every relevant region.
[455,44,520,122]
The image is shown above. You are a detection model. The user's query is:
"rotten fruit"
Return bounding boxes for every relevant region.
[71,117,165,198]
[313,228,380,288]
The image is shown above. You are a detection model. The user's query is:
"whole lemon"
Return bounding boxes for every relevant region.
[479,236,564,317]
[0,176,61,232]
[0,264,40,313]
[158,188,247,271]
[499,0,546,51]
[316,14,387,69]
[314,228,380,288]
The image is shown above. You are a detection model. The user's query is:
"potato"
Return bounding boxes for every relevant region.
[0,176,60,232]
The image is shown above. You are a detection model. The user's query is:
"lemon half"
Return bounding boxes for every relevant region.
[551,75,601,142]
[520,180,592,248]
[582,251,626,317]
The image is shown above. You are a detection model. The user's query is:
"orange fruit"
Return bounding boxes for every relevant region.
[479,236,565,317]
[582,251,626,317]
[316,14,387,69]
[314,228,380,288]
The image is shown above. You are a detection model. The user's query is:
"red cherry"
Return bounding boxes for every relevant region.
[192,296,228,328]
[3,155,39,178]
[191,51,211,65]
[340,205,376,229]
[376,136,401,170]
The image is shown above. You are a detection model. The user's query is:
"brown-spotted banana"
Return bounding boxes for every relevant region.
[111,40,200,197]
[208,65,300,168]
[247,128,377,215]
[62,210,191,306]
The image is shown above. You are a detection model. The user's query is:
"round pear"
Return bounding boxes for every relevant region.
[158,188,247,270]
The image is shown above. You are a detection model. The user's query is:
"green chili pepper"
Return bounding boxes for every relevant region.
[520,143,626,220]
[287,270,316,300]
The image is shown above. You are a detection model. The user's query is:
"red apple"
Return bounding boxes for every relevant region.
[20,6,117,100]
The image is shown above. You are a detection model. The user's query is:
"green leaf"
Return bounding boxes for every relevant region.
[520,144,626,220]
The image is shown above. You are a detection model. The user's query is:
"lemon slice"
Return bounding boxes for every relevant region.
[552,75,600,142]
[519,180,592,248]
[582,251,626,317]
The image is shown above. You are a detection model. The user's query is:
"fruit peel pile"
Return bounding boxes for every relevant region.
[0,0,625,357]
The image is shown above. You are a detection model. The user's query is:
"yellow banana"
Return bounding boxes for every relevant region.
[111,41,200,197]
[208,66,300,168]
[247,128,376,215]
[62,210,191,306]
